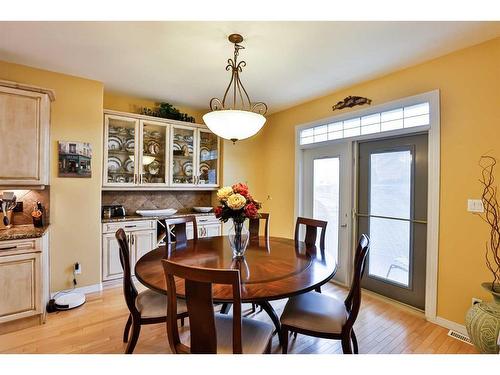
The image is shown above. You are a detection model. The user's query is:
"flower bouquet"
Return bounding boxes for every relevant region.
[214,183,261,258]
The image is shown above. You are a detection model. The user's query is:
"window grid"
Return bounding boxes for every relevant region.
[300,102,430,145]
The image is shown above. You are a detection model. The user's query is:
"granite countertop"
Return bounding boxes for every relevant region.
[0,224,49,241]
[102,212,215,223]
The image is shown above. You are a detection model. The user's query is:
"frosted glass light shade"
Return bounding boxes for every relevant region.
[203,109,266,141]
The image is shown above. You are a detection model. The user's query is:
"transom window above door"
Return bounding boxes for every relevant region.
[300,102,430,145]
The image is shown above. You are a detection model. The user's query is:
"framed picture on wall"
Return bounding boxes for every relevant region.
[58,141,92,178]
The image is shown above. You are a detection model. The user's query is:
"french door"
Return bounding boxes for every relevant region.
[302,142,352,284]
[357,133,428,310]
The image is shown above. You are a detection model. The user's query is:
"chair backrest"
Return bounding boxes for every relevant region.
[294,217,327,249]
[165,216,198,247]
[343,234,370,331]
[162,260,243,354]
[115,228,139,315]
[248,213,270,241]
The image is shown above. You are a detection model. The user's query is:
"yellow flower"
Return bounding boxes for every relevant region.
[217,186,233,201]
[227,193,247,210]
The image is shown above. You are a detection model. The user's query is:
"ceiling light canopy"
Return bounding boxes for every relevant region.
[203,34,267,143]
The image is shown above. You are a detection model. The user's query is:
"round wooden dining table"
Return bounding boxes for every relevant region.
[135,235,337,345]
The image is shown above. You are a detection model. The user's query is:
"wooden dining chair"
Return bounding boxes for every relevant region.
[294,217,327,292]
[249,213,270,241]
[279,234,370,354]
[164,216,198,247]
[294,217,327,249]
[161,259,274,354]
[115,229,189,354]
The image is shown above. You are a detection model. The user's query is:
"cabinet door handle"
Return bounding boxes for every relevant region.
[125,225,137,228]
[0,245,17,251]
[131,234,135,245]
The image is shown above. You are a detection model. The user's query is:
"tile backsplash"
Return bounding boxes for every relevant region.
[0,189,50,225]
[101,190,213,215]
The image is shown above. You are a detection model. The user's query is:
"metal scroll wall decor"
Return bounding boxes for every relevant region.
[332,96,372,111]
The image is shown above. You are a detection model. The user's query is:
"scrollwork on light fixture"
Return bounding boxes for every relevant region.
[208,35,268,116]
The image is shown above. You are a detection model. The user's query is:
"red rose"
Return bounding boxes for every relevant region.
[214,206,223,218]
[232,182,249,197]
[244,203,259,219]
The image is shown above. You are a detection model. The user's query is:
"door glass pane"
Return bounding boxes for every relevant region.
[369,150,412,286]
[141,122,166,184]
[107,117,136,184]
[172,127,195,184]
[370,151,411,219]
[313,158,340,263]
[198,131,218,185]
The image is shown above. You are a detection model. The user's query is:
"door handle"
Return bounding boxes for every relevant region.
[341,224,347,228]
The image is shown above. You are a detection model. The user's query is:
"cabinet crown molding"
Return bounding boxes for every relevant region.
[0,79,56,101]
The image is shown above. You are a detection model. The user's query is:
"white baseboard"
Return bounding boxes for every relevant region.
[431,316,468,336]
[50,283,103,298]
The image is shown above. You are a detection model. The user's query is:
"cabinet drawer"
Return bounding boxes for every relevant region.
[103,220,155,234]
[0,239,38,256]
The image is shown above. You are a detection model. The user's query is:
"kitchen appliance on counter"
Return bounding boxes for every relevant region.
[101,204,126,219]
[0,192,17,230]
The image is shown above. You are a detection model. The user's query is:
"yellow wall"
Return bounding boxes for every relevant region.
[255,37,500,324]
[0,61,104,292]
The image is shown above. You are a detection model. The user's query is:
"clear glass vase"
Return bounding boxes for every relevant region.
[228,219,249,258]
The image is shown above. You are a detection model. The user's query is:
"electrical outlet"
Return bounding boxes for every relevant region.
[467,199,484,213]
[472,297,482,306]
[74,262,81,275]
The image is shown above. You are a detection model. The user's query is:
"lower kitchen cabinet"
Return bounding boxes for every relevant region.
[101,220,156,282]
[0,234,49,325]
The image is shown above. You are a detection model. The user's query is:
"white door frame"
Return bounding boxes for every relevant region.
[294,90,440,321]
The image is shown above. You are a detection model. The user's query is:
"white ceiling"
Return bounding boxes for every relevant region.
[0,21,498,113]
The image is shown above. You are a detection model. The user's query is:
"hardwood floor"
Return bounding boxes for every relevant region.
[0,282,476,354]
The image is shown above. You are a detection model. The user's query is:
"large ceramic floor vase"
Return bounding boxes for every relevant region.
[465,283,500,354]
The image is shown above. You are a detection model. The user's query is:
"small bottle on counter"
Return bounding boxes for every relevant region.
[32,202,44,228]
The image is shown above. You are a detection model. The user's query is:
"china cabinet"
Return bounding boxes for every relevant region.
[0,80,55,187]
[103,110,219,190]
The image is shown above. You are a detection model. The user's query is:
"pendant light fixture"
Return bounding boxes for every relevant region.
[203,34,268,143]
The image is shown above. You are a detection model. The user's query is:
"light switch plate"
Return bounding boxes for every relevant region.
[467,199,484,213]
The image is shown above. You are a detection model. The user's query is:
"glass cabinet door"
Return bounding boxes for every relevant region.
[104,115,139,186]
[139,120,168,185]
[170,125,196,185]
[197,129,219,186]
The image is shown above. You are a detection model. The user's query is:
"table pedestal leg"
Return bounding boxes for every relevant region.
[257,301,283,347]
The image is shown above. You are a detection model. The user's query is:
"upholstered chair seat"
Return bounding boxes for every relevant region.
[280,292,348,334]
[214,314,274,354]
[135,289,187,319]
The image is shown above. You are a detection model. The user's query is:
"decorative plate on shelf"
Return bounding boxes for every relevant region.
[107,156,122,172]
[150,130,161,139]
[124,138,135,152]
[108,136,122,151]
[128,128,135,136]
[183,135,193,142]
[172,142,181,151]
[172,160,181,175]
[109,126,119,135]
[118,127,128,136]
[147,140,161,155]
[181,144,193,156]
[124,159,134,173]
[199,162,210,174]
[116,176,126,183]
[148,160,160,175]
[182,161,193,177]
[200,147,210,161]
